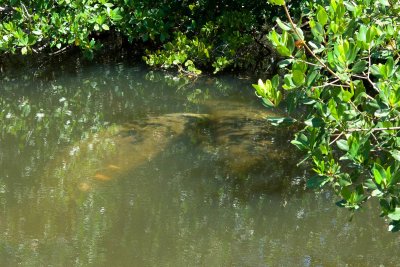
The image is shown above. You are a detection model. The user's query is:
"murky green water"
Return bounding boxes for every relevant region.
[0,60,399,266]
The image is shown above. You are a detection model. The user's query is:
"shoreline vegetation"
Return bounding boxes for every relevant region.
[0,1,287,77]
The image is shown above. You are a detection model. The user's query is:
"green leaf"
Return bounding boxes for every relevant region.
[283,74,296,90]
[253,79,271,98]
[276,45,291,57]
[380,199,391,213]
[268,0,285,6]
[110,9,123,21]
[386,57,394,77]
[261,98,275,108]
[336,139,349,151]
[317,7,328,26]
[293,61,307,73]
[390,150,400,162]
[348,134,361,160]
[292,70,305,86]
[379,0,390,6]
[306,70,319,87]
[364,179,378,190]
[374,109,390,118]
[390,172,400,186]
[340,187,352,201]
[268,31,280,46]
[366,26,377,44]
[102,24,110,31]
[267,117,296,126]
[104,3,114,8]
[309,20,322,41]
[276,18,291,31]
[344,1,356,11]
[271,75,280,89]
[372,163,386,185]
[287,34,295,54]
[370,64,382,77]
[307,175,329,189]
[277,59,293,68]
[357,25,367,43]
[21,46,27,55]
[340,87,353,102]
[388,208,400,221]
[328,99,339,120]
[295,27,305,41]
[291,133,309,151]
[304,117,325,127]
[371,189,383,197]
[351,60,367,74]
[32,30,42,35]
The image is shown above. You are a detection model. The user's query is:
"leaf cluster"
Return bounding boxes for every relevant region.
[259,0,400,231]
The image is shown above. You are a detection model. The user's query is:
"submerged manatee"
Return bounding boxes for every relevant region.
[91,113,209,183]
[188,100,302,194]
[51,99,294,193]
[45,113,209,192]
[199,100,282,173]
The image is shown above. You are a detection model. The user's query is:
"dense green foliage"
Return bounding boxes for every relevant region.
[0,0,283,74]
[255,0,400,230]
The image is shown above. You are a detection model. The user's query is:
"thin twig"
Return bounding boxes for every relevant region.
[371,131,379,143]
[290,57,322,68]
[329,131,344,145]
[21,3,32,17]
[313,79,350,88]
[48,46,69,56]
[366,46,380,93]
[347,126,400,132]
[351,74,367,80]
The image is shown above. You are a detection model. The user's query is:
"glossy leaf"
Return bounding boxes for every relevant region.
[351,60,367,74]
[372,163,385,185]
[304,117,325,127]
[317,7,328,26]
[388,208,400,221]
[268,0,285,6]
[292,70,305,86]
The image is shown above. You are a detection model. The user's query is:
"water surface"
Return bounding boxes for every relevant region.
[0,60,398,266]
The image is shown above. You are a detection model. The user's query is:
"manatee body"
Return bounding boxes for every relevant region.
[204,101,275,174]
[92,113,209,182]
[53,100,290,192]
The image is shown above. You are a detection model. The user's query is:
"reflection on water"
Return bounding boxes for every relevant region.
[0,61,399,266]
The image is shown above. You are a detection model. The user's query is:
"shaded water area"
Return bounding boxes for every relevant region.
[0,58,399,266]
